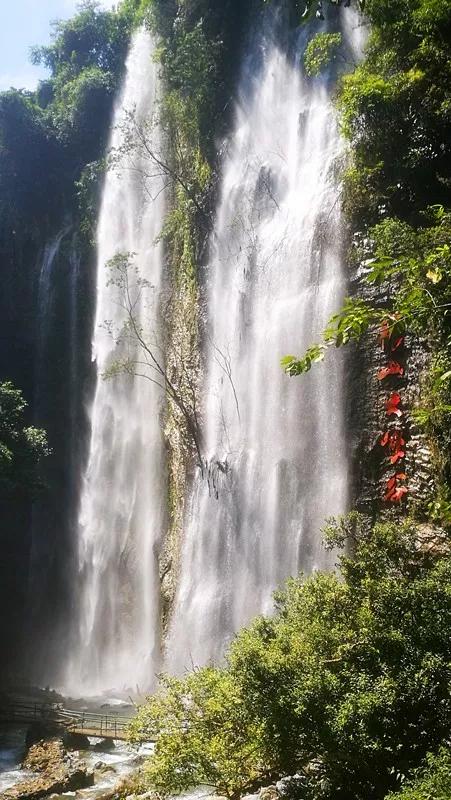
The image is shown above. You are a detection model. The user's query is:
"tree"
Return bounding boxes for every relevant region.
[386,749,451,800]
[304,32,344,76]
[339,0,451,224]
[0,381,49,498]
[129,515,451,800]
[129,669,267,800]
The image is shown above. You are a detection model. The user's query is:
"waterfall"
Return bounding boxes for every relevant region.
[167,11,362,673]
[64,29,166,696]
[29,225,73,678]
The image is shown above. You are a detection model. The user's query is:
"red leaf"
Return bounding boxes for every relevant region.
[384,471,408,501]
[388,430,405,451]
[380,431,390,447]
[391,336,405,352]
[385,392,403,416]
[377,361,404,381]
[387,486,408,503]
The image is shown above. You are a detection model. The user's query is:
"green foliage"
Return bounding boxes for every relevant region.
[75,158,106,242]
[0,0,135,238]
[0,90,61,230]
[229,517,451,799]
[31,0,132,77]
[281,344,326,376]
[30,1,134,158]
[413,351,451,526]
[282,210,451,374]
[129,669,266,799]
[304,33,343,77]
[339,1,451,224]
[49,65,114,151]
[387,748,451,800]
[130,516,451,800]
[0,382,49,498]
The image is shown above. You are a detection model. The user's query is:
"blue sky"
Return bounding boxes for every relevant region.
[0,0,116,92]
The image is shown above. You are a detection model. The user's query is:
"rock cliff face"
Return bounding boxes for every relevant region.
[348,259,435,516]
[0,226,96,685]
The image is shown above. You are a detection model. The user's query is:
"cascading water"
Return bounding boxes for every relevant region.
[64,29,167,696]
[29,226,74,674]
[167,10,363,673]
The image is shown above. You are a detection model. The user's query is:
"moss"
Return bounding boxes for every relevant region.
[154,87,209,631]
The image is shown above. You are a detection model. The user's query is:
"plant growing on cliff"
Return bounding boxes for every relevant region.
[0,381,50,498]
[282,209,451,376]
[102,252,203,467]
[304,32,343,76]
[129,514,451,800]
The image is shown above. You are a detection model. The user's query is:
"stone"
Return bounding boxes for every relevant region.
[259,786,278,800]
[125,794,157,800]
[95,761,116,774]
[62,731,90,750]
[5,738,94,800]
[94,737,116,751]
[22,739,66,772]
[2,765,94,800]
[275,774,308,799]
[25,723,61,749]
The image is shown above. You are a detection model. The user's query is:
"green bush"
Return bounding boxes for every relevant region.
[387,748,451,800]
[130,516,451,800]
[0,381,49,498]
[339,0,451,224]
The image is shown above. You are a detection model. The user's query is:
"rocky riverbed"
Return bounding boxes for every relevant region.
[0,726,148,800]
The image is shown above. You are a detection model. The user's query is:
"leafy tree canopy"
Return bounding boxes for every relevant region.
[340,0,451,223]
[387,749,451,800]
[0,90,60,231]
[129,515,451,800]
[0,381,49,498]
[30,0,134,154]
[0,0,137,236]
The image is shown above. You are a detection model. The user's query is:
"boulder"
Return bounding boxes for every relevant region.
[25,723,60,748]
[22,739,66,772]
[5,738,94,800]
[94,761,116,774]
[275,774,309,800]
[94,737,116,751]
[259,786,278,800]
[62,731,90,750]
[1,765,94,800]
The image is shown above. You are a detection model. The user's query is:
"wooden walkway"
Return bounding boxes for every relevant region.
[0,700,134,741]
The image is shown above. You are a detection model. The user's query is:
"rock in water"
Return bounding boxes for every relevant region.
[4,738,94,800]
[22,738,65,772]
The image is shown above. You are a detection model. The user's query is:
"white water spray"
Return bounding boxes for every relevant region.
[65,30,166,696]
[167,13,362,672]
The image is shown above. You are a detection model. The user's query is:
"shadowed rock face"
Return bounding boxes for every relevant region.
[3,738,93,800]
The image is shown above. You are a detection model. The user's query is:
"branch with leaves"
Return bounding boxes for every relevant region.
[103,253,204,469]
[282,208,451,377]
